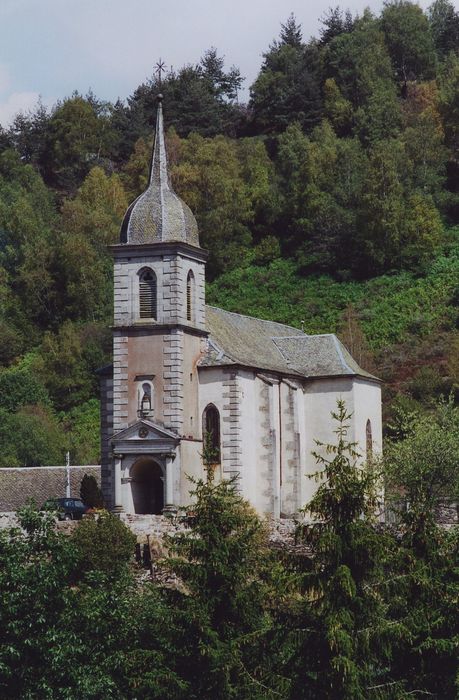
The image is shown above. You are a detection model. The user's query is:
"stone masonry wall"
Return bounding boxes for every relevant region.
[162,329,184,433]
[258,377,275,514]
[100,374,114,508]
[281,383,300,518]
[221,370,242,481]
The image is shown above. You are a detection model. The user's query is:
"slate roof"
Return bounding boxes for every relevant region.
[201,305,378,381]
[120,97,199,247]
[0,466,100,512]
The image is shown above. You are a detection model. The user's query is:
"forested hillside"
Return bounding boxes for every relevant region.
[1,1,459,466]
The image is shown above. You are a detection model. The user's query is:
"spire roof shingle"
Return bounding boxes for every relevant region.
[120,96,200,246]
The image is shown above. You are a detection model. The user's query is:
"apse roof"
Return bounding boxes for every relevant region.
[201,305,378,381]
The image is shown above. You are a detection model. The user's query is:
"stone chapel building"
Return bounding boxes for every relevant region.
[99,96,382,518]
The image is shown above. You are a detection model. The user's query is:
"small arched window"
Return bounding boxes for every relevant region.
[366,419,373,459]
[203,404,220,463]
[186,270,194,322]
[139,269,157,319]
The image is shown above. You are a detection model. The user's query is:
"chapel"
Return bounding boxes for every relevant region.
[99,96,382,518]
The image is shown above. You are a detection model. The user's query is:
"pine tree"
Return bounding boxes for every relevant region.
[79,473,104,509]
[164,469,289,698]
[289,400,401,699]
[280,14,303,47]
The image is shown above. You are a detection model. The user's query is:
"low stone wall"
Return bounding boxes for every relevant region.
[435,501,459,526]
[118,513,190,543]
[0,512,18,529]
[386,499,458,527]
[0,502,456,541]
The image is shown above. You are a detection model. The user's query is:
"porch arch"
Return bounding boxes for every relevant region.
[130,457,164,514]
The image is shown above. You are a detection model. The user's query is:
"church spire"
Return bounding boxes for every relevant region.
[148,94,168,192]
[120,95,200,247]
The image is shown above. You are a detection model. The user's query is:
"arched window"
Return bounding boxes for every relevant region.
[203,404,220,463]
[366,419,373,458]
[186,270,194,322]
[139,269,157,319]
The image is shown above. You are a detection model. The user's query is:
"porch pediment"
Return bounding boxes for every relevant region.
[111,419,179,454]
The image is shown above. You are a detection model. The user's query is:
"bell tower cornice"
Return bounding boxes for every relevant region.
[110,241,208,264]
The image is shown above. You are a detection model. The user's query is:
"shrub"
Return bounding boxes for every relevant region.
[80,473,104,508]
[72,511,136,578]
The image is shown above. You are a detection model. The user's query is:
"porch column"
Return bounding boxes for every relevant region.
[163,453,176,512]
[113,453,124,512]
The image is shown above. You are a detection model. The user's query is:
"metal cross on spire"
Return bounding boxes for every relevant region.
[155,58,167,86]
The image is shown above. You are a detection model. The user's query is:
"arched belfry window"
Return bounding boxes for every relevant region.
[203,404,220,463]
[366,419,373,458]
[186,270,194,322]
[139,269,157,319]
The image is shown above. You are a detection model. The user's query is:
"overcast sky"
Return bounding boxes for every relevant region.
[0,0,432,127]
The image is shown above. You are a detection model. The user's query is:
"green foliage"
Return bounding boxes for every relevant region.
[72,511,136,579]
[384,397,459,534]
[249,17,324,135]
[0,33,457,695]
[0,405,64,467]
[326,10,401,143]
[208,243,459,349]
[289,401,400,699]
[0,409,457,698]
[0,361,50,412]
[381,1,437,83]
[428,0,459,59]
[358,139,443,272]
[171,132,268,276]
[38,321,111,411]
[0,504,160,699]
[383,399,459,697]
[63,398,101,465]
[164,475,288,698]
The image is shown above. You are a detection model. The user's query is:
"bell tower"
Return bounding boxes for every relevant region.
[101,95,208,514]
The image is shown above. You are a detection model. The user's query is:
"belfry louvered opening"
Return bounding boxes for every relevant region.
[186,270,194,322]
[139,269,157,319]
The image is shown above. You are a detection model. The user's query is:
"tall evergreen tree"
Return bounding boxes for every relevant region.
[162,469,289,699]
[289,401,402,699]
[428,0,459,59]
[249,17,323,135]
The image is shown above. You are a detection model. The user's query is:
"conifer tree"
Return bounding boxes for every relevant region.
[163,465,289,699]
[79,473,104,509]
[289,400,401,699]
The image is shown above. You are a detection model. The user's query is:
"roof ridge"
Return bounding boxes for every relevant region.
[206,305,303,334]
[331,334,354,374]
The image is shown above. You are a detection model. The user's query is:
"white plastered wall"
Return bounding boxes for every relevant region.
[197,368,382,519]
[237,370,262,512]
[301,377,355,509]
[179,440,204,505]
[351,379,383,460]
